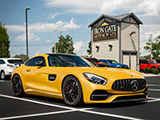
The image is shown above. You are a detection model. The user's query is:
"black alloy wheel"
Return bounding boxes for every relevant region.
[62,76,83,106]
[12,74,25,96]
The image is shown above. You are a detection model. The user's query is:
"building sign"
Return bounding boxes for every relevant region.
[93,21,118,41]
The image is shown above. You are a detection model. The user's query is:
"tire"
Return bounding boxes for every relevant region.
[0,71,5,80]
[62,76,83,106]
[12,74,25,97]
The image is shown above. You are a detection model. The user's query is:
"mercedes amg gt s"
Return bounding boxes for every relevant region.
[11,53,148,106]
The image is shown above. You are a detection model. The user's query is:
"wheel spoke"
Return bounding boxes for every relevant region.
[63,78,79,104]
[12,76,21,94]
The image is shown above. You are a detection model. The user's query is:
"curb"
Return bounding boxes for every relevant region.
[141,72,160,77]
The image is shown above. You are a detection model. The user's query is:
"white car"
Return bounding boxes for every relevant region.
[0,58,24,80]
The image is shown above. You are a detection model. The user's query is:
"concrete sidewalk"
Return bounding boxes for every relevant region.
[141,72,160,77]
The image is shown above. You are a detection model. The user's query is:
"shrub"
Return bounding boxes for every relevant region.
[152,69,159,74]
[144,68,152,73]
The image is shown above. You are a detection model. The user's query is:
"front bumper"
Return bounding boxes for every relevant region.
[84,90,148,104]
[81,78,148,104]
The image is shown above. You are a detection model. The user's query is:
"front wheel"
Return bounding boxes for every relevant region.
[12,74,25,97]
[62,76,83,106]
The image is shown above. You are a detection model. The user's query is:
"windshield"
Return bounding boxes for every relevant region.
[87,58,99,63]
[108,60,119,64]
[48,55,93,67]
[150,60,157,64]
[7,60,24,64]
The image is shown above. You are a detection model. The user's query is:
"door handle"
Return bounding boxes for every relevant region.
[26,68,30,72]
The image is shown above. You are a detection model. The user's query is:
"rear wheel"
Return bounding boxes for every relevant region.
[0,71,5,80]
[62,76,83,106]
[12,74,25,96]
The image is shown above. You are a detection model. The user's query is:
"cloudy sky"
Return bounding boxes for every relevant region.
[1,0,160,58]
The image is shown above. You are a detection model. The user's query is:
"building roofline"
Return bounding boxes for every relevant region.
[88,12,143,27]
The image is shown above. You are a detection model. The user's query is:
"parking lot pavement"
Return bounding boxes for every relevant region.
[0,76,160,120]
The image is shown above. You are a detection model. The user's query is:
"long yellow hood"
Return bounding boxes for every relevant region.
[70,67,144,81]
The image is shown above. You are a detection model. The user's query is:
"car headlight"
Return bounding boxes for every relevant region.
[117,65,121,68]
[83,73,107,85]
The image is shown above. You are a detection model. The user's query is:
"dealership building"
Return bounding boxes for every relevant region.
[89,13,143,71]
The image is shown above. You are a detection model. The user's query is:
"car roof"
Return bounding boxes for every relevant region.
[29,53,78,59]
[46,53,77,56]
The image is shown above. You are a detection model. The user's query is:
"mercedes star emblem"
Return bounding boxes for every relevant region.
[131,80,139,91]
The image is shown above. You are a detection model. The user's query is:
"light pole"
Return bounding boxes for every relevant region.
[150,34,152,59]
[25,8,30,59]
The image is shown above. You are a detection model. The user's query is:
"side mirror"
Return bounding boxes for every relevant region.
[36,61,44,66]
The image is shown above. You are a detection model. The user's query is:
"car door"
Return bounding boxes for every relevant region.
[140,60,149,70]
[22,56,60,96]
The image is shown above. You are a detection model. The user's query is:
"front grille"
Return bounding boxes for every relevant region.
[112,79,146,91]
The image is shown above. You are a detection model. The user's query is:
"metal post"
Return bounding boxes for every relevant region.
[25,8,30,59]
[54,30,57,53]
[150,34,152,59]
[59,31,63,53]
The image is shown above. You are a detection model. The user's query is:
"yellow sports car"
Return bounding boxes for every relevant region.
[11,53,148,106]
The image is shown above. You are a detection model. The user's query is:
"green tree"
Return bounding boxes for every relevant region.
[52,35,75,54]
[144,35,160,59]
[141,55,150,59]
[0,22,10,58]
[87,41,91,56]
[13,54,28,62]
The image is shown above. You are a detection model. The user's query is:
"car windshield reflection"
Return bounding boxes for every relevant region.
[48,55,93,67]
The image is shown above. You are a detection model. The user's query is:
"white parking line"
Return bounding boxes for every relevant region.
[0,94,145,120]
[148,84,160,87]
[148,97,160,103]
[0,94,79,110]
[0,110,76,120]
[149,88,160,92]
[0,80,5,82]
[80,110,143,120]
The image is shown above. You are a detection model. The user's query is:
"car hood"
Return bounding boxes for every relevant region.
[115,64,127,66]
[71,67,144,80]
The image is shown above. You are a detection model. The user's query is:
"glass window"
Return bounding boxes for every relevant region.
[102,60,108,63]
[108,60,119,64]
[140,60,148,64]
[8,60,24,64]
[87,58,99,63]
[156,60,160,63]
[0,60,5,64]
[149,60,157,64]
[48,55,93,67]
[25,56,46,66]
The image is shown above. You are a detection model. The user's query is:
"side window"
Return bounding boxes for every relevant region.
[103,60,108,63]
[141,60,148,64]
[0,60,5,64]
[25,56,46,66]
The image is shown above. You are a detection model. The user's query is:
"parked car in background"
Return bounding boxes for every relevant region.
[84,57,109,67]
[139,59,160,71]
[0,58,24,80]
[99,59,129,69]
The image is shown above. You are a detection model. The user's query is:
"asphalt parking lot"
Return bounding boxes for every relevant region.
[0,76,160,120]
